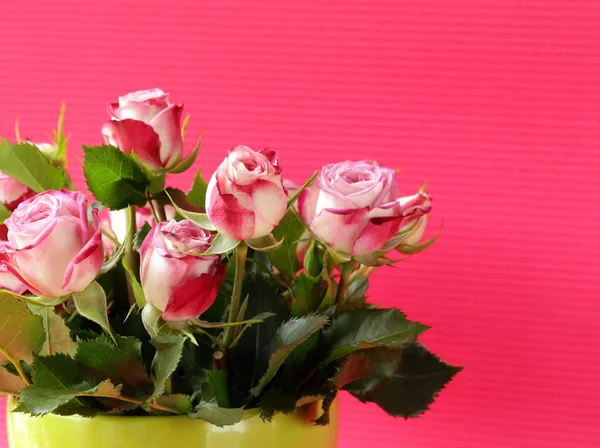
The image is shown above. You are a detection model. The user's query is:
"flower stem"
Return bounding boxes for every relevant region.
[335,262,355,306]
[124,205,139,307]
[224,242,248,347]
[0,348,31,386]
[80,393,181,415]
[155,201,167,222]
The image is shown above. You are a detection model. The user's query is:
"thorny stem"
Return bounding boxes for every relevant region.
[335,262,354,306]
[224,242,248,347]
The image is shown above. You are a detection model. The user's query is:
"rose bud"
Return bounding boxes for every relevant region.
[299,160,431,257]
[1,190,104,298]
[206,145,287,241]
[139,219,225,321]
[0,242,27,294]
[0,170,35,211]
[101,88,184,172]
[100,205,175,255]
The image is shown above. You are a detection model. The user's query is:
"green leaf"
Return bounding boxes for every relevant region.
[82,145,148,210]
[150,334,185,400]
[0,291,45,365]
[322,309,429,363]
[133,222,152,252]
[98,242,126,276]
[332,353,371,389]
[190,401,244,427]
[202,233,240,255]
[0,365,26,397]
[141,303,162,339]
[28,305,76,356]
[187,170,208,209]
[169,130,203,174]
[74,336,152,400]
[72,282,114,342]
[30,354,83,389]
[16,377,122,417]
[155,394,193,414]
[258,388,297,421]
[250,315,328,396]
[122,259,146,308]
[226,274,290,393]
[342,347,402,393]
[349,342,462,418]
[206,369,229,408]
[0,140,65,192]
[179,340,214,392]
[291,273,323,316]
[0,202,11,225]
[267,211,305,280]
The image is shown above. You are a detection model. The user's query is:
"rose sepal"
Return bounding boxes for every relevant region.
[168,128,203,174]
[246,233,284,252]
[0,289,68,307]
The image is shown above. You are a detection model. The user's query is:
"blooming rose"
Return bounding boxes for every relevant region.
[0,190,104,298]
[100,205,174,255]
[101,88,184,172]
[0,242,27,294]
[140,219,225,321]
[206,145,287,241]
[299,160,431,257]
[0,170,34,211]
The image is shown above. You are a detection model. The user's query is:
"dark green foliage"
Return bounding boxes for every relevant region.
[347,342,462,418]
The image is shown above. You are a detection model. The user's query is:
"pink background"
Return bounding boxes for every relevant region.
[2,1,600,446]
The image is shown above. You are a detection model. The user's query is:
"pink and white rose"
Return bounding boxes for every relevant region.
[101,88,184,172]
[299,160,431,257]
[0,170,34,211]
[140,219,225,321]
[206,145,287,241]
[0,242,27,294]
[0,190,104,298]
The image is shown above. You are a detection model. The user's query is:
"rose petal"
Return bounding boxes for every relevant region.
[206,174,255,240]
[101,119,162,171]
[311,207,369,254]
[61,225,104,292]
[149,104,184,170]
[162,265,225,321]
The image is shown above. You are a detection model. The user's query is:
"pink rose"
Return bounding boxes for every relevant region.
[206,145,287,241]
[0,242,27,294]
[140,219,225,321]
[0,170,35,211]
[101,88,184,172]
[1,191,104,298]
[299,160,431,257]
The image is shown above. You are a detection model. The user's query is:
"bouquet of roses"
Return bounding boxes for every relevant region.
[0,89,459,426]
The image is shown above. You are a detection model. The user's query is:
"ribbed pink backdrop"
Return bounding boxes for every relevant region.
[2,1,600,447]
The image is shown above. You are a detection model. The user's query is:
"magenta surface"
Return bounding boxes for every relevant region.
[1,1,600,446]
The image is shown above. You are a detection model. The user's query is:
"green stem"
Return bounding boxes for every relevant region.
[0,348,31,386]
[155,201,167,222]
[124,205,139,307]
[80,393,180,415]
[336,262,354,306]
[148,200,160,223]
[224,242,248,347]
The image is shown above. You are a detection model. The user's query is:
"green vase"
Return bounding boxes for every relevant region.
[6,398,339,448]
